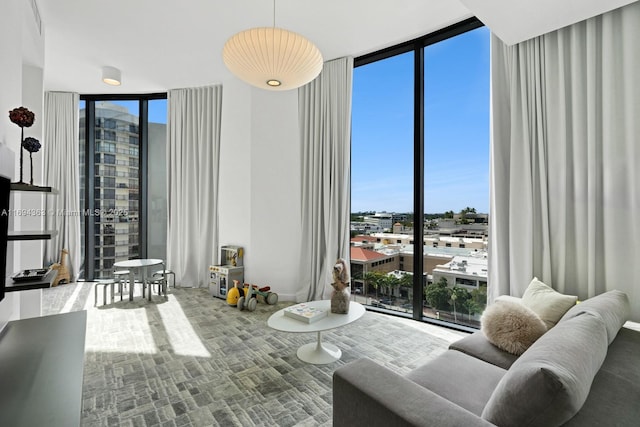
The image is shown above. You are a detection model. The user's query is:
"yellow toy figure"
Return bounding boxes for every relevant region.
[227,280,243,306]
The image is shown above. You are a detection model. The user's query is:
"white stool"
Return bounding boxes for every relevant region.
[113,270,130,299]
[153,269,175,289]
[94,279,116,306]
[149,276,166,297]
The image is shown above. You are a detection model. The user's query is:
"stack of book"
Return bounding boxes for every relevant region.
[283,303,328,324]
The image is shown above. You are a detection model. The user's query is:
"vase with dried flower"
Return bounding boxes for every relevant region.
[8,106,36,185]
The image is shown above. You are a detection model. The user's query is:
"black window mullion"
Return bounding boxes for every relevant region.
[139,100,148,259]
[412,44,425,320]
[85,101,96,280]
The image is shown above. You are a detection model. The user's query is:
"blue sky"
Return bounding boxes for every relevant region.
[149,100,167,124]
[351,26,490,214]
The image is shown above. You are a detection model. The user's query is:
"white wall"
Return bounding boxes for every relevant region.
[0,0,45,327]
[16,64,45,271]
[218,80,302,301]
[219,79,252,263]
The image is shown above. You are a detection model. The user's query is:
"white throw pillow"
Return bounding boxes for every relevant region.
[521,277,577,329]
[481,300,547,355]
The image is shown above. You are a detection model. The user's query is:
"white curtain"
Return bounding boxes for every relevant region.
[298,57,354,301]
[489,2,640,320]
[43,92,81,280]
[167,86,222,287]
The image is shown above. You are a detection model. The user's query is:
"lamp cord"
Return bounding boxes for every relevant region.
[273,0,276,28]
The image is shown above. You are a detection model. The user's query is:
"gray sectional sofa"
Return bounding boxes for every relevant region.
[333,290,640,426]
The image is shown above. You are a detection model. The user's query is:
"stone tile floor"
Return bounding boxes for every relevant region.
[42,283,464,426]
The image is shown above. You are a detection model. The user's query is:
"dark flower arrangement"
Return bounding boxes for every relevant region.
[22,137,41,153]
[22,137,41,185]
[9,106,35,128]
[8,106,39,185]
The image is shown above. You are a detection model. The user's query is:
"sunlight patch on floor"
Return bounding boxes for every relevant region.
[83,289,158,354]
[157,294,211,358]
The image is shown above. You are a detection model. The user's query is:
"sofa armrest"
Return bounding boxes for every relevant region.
[333,358,495,427]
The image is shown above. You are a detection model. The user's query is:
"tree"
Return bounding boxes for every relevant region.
[461,298,482,320]
[449,286,471,323]
[424,278,451,310]
[363,271,385,299]
[444,210,455,219]
[398,273,413,290]
[459,207,477,224]
[381,274,400,301]
[471,285,488,312]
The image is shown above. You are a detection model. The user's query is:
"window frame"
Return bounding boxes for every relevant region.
[353,18,484,327]
[80,92,166,280]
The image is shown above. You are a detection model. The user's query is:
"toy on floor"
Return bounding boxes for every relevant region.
[51,248,71,287]
[237,283,279,312]
[226,280,243,306]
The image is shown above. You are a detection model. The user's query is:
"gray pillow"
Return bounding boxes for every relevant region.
[560,289,630,344]
[481,300,547,356]
[482,312,608,427]
[521,277,577,329]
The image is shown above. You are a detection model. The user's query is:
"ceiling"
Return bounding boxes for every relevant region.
[35,0,635,94]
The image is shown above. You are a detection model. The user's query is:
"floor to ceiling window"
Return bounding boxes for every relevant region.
[351,51,415,303]
[79,94,167,280]
[351,19,489,329]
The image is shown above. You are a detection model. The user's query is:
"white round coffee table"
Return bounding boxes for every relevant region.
[267,300,365,364]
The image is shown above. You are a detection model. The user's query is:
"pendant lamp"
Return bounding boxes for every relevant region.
[223,1,323,91]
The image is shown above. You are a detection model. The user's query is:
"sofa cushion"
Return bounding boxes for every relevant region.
[406,350,506,416]
[521,277,577,329]
[481,300,547,355]
[481,312,608,427]
[449,331,519,370]
[560,289,630,344]
[562,327,640,426]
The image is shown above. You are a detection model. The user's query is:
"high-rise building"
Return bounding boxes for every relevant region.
[80,102,142,278]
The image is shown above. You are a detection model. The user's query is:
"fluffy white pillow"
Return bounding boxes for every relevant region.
[521,277,577,329]
[481,300,547,356]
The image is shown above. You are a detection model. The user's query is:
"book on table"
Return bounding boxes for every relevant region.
[283,303,328,323]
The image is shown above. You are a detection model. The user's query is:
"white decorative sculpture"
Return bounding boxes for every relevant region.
[331,258,350,314]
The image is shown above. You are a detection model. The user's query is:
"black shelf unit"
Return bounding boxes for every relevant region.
[8,184,57,288]
[10,183,57,193]
[8,230,57,241]
[5,268,56,293]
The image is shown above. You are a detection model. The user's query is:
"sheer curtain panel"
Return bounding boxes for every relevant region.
[167,86,222,287]
[298,57,354,301]
[489,2,640,320]
[43,92,81,279]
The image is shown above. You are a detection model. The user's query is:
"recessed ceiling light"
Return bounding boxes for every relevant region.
[102,66,121,86]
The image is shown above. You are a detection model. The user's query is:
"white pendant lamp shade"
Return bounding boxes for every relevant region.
[102,66,121,86]
[223,27,323,91]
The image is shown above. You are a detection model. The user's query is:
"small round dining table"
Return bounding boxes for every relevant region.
[113,259,165,301]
